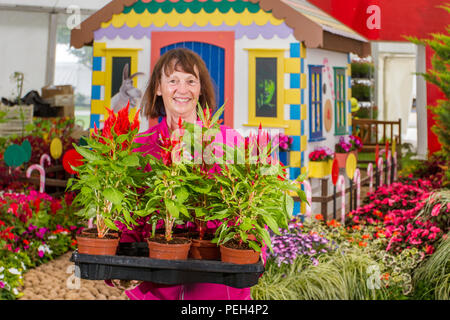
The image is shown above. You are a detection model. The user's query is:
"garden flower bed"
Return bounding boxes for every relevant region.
[252,168,449,300]
[0,189,83,300]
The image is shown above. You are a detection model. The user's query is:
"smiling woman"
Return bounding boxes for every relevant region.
[142,48,216,132]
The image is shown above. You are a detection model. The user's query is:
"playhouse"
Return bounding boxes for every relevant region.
[71,0,369,215]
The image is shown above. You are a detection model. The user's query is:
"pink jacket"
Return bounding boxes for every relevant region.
[118,117,255,300]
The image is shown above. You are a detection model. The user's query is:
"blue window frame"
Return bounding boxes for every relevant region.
[308,65,323,141]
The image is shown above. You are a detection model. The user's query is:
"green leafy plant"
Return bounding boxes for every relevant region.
[67,104,151,238]
[406,4,450,185]
[209,127,306,253]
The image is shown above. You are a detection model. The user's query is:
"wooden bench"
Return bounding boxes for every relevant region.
[352,118,402,161]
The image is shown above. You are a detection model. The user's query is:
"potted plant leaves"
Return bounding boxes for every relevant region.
[209,128,307,264]
[67,103,149,255]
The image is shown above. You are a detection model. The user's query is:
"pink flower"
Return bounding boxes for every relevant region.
[431,204,441,216]
[38,250,44,258]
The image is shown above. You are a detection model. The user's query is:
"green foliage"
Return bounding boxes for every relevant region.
[67,118,151,238]
[209,137,305,252]
[407,5,450,183]
[413,232,450,300]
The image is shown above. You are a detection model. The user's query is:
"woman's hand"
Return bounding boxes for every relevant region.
[111,279,142,290]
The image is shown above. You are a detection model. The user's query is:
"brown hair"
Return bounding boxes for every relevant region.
[142,48,216,119]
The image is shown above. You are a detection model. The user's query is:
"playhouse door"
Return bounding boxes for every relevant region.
[151,32,234,127]
[160,42,225,122]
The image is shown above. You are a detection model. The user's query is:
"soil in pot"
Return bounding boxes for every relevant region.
[81,227,119,238]
[220,239,260,265]
[188,232,220,260]
[146,236,191,260]
[76,233,119,256]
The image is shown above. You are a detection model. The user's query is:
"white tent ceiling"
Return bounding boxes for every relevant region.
[0,0,110,13]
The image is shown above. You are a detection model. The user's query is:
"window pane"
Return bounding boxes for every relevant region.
[255,57,277,118]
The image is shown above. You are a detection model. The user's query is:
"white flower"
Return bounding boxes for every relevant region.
[47,235,57,240]
[8,268,21,275]
[12,288,19,295]
[0,267,4,273]
[38,244,53,254]
[0,274,4,279]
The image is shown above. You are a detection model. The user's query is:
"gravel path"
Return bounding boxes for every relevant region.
[18,251,128,300]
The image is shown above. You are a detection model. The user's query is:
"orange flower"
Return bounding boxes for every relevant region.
[358,241,368,247]
[71,239,77,246]
[362,234,371,239]
[382,273,390,281]
[315,214,324,221]
[352,225,361,231]
[327,219,341,228]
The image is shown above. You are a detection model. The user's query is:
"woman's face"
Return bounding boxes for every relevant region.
[157,64,201,120]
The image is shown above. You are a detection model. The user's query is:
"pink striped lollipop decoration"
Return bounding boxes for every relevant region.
[386,150,391,185]
[337,175,346,225]
[40,153,51,168]
[26,164,46,193]
[393,151,398,182]
[353,168,361,209]
[367,162,374,194]
[377,157,384,186]
[302,180,312,220]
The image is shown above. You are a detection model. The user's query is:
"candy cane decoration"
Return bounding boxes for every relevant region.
[302,180,312,220]
[337,175,346,225]
[353,168,361,209]
[377,157,384,186]
[367,162,374,194]
[26,164,45,193]
[386,150,391,185]
[40,153,51,168]
[393,151,398,182]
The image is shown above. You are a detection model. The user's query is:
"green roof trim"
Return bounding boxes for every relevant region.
[123,0,261,15]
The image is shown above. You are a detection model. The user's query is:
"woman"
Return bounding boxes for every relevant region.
[110,48,253,300]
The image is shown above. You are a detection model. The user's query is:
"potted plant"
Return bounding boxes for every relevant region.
[181,105,226,260]
[67,103,148,255]
[335,135,355,168]
[208,128,307,264]
[308,146,334,178]
[142,118,193,260]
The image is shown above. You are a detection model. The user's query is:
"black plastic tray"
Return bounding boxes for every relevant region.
[70,242,264,288]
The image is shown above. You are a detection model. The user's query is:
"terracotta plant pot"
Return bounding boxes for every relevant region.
[220,244,260,265]
[76,234,119,256]
[334,152,348,168]
[189,238,221,260]
[147,237,192,260]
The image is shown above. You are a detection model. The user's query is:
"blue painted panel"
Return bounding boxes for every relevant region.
[160,42,225,121]
[290,73,300,89]
[293,201,301,216]
[91,85,102,100]
[290,135,301,151]
[290,104,300,120]
[289,167,301,180]
[93,57,103,71]
[90,114,100,129]
[290,43,300,58]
